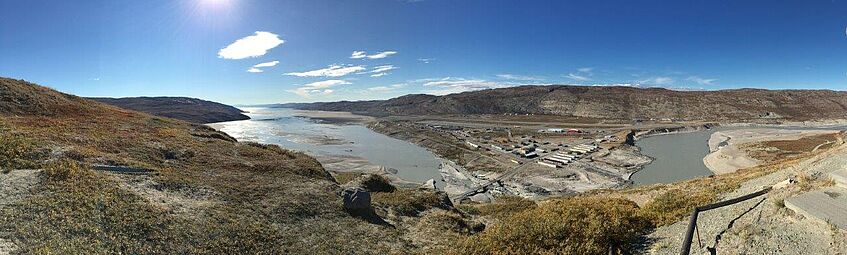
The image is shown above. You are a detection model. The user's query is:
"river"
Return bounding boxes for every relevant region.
[631,130,718,186]
[209,107,443,185]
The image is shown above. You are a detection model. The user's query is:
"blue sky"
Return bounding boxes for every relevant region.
[1,0,846,104]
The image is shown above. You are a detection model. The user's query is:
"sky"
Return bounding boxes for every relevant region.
[1,0,846,104]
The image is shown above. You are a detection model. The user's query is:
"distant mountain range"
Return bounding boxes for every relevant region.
[278,85,847,121]
[89,97,249,124]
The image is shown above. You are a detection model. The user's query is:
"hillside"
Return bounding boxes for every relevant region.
[0,77,468,254]
[89,97,250,124]
[280,85,847,121]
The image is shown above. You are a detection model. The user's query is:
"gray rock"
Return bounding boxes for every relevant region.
[341,187,372,211]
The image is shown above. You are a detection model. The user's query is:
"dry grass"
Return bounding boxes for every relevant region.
[744,132,840,162]
[458,197,651,255]
[641,189,716,226]
[0,77,415,254]
[373,189,450,216]
[796,172,836,192]
[462,196,537,219]
[332,171,363,185]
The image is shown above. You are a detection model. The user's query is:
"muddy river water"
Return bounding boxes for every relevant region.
[210,107,443,185]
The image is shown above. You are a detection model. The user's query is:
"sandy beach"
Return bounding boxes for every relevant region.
[291,110,376,124]
[703,128,838,174]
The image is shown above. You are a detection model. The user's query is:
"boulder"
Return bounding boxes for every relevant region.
[419,179,437,190]
[342,187,372,211]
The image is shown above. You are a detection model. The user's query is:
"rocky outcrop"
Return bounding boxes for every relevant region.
[341,187,372,212]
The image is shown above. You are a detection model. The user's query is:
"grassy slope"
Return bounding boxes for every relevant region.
[0,78,430,254]
[89,97,250,124]
[2,77,841,254]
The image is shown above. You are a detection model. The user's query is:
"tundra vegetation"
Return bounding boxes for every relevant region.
[0,77,842,254]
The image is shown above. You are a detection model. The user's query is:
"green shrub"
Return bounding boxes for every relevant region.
[0,133,43,171]
[42,159,91,182]
[458,197,651,255]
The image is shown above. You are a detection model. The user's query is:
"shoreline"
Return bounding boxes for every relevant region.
[702,128,841,175]
[210,108,444,189]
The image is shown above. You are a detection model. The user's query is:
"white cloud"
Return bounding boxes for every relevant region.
[361,65,397,77]
[218,31,284,59]
[247,60,279,73]
[289,79,351,97]
[350,51,366,59]
[565,67,594,81]
[497,74,544,81]
[686,76,716,85]
[285,65,366,77]
[351,51,398,59]
[566,73,591,81]
[367,86,396,92]
[417,58,434,64]
[306,79,350,88]
[370,65,397,73]
[367,51,397,59]
[253,60,279,68]
[422,77,512,95]
[638,76,674,85]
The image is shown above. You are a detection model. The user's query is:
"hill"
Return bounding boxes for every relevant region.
[89,96,250,124]
[280,85,847,121]
[0,77,468,254]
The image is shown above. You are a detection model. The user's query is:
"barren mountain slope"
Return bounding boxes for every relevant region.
[282,85,847,121]
[90,96,250,123]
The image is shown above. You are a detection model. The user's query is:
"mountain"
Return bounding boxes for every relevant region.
[89,96,250,123]
[279,85,847,121]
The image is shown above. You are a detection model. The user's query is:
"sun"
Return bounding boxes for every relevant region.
[199,0,232,8]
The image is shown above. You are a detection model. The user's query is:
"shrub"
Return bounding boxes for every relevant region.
[0,133,43,171]
[418,210,484,235]
[333,171,363,184]
[472,196,537,219]
[458,197,651,255]
[373,189,448,216]
[642,189,716,226]
[358,174,396,193]
[42,159,91,182]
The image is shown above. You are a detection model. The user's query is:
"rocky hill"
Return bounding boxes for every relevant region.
[89,96,249,123]
[0,77,463,254]
[280,85,847,121]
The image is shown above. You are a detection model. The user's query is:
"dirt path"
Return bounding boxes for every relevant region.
[0,169,41,255]
[644,143,847,254]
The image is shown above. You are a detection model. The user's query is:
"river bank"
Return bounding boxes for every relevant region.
[703,128,842,175]
[209,108,445,189]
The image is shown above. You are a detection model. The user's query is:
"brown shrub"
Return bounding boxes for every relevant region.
[458,197,651,255]
[357,174,396,192]
[468,195,537,219]
[642,189,717,226]
[373,189,450,216]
